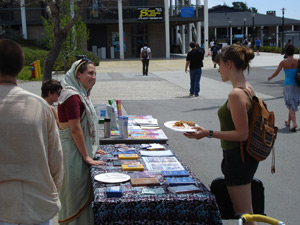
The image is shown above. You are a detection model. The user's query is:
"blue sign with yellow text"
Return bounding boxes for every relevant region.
[181,7,194,18]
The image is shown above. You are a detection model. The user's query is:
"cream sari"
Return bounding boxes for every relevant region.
[57,60,98,225]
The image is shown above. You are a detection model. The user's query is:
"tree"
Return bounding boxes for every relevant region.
[42,7,90,72]
[42,0,90,81]
[232,1,258,13]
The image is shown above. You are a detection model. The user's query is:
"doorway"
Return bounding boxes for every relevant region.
[131,24,148,57]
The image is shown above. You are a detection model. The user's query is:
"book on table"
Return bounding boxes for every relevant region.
[118,154,139,160]
[161,170,189,177]
[127,171,156,179]
[121,160,141,166]
[166,177,196,186]
[139,150,174,157]
[141,187,165,194]
[122,163,144,171]
[112,150,136,156]
[168,185,201,194]
[106,186,123,198]
[130,177,160,186]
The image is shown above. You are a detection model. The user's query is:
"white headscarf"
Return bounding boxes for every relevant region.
[58,60,98,146]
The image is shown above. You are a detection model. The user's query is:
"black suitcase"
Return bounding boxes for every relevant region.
[210,177,265,219]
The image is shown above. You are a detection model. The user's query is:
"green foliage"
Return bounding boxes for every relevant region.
[19,45,99,80]
[22,46,48,67]
[232,1,258,13]
[42,5,89,52]
[18,66,39,81]
[53,50,99,72]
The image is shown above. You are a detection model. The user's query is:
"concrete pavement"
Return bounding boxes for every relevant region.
[18,52,300,225]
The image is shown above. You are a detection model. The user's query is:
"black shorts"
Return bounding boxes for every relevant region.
[221,146,259,186]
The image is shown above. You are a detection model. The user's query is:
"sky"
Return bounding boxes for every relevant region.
[203,0,300,20]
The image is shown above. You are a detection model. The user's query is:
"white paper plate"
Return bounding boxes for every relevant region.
[164,120,197,133]
[94,173,131,183]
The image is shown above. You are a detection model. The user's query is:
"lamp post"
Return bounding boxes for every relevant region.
[229,20,232,45]
[252,13,255,49]
[281,8,285,54]
[243,18,246,40]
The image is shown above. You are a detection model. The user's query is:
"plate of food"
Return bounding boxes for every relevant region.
[164,120,197,133]
[94,173,131,183]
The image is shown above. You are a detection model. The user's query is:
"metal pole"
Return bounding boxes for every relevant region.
[164,0,170,58]
[281,8,285,54]
[118,0,124,59]
[204,0,209,55]
[243,18,246,40]
[229,21,232,45]
[20,0,27,39]
[252,13,255,48]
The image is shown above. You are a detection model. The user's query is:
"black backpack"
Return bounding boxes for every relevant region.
[212,46,218,56]
[142,48,148,59]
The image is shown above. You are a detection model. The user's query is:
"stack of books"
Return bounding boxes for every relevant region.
[106,186,123,198]
[168,185,201,194]
[118,154,139,160]
[165,177,196,186]
[161,170,189,177]
[121,161,144,171]
[130,177,160,186]
[134,118,159,129]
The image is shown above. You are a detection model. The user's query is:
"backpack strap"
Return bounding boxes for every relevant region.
[238,87,253,164]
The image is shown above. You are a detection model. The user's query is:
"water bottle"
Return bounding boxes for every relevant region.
[104,118,111,138]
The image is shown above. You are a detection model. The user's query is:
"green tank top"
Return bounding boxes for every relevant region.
[217,100,252,150]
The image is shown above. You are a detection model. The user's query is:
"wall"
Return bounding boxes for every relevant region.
[27,25,44,40]
[149,23,165,57]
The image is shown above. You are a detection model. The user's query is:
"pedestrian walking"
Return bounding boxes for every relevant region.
[211,43,219,68]
[185,41,204,97]
[283,39,292,59]
[268,44,300,132]
[140,42,152,76]
[255,38,261,55]
[0,39,63,225]
[184,44,258,225]
[247,39,251,48]
[210,39,215,47]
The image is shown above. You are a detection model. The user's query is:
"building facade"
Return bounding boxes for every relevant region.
[0,0,203,58]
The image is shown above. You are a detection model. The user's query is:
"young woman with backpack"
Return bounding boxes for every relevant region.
[184,44,258,225]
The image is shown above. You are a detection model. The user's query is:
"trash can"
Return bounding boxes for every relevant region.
[75,55,87,60]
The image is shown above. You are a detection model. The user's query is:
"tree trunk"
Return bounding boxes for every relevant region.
[43,34,66,82]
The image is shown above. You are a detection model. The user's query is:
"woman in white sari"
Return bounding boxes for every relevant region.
[57,59,105,225]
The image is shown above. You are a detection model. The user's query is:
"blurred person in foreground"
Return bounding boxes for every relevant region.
[41,79,63,129]
[57,58,106,225]
[184,44,258,225]
[268,44,300,132]
[0,39,63,225]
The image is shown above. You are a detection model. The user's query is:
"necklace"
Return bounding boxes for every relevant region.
[0,80,17,85]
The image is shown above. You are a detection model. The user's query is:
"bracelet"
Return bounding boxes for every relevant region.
[207,130,213,138]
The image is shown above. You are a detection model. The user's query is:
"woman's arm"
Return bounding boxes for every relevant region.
[69,119,104,166]
[184,89,249,142]
[268,61,284,80]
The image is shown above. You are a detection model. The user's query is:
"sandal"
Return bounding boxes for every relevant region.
[285,121,290,127]
[290,127,297,132]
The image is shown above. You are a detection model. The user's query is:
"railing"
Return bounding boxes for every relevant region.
[0,8,47,25]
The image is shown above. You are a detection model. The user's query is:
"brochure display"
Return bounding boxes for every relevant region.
[99,115,168,144]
